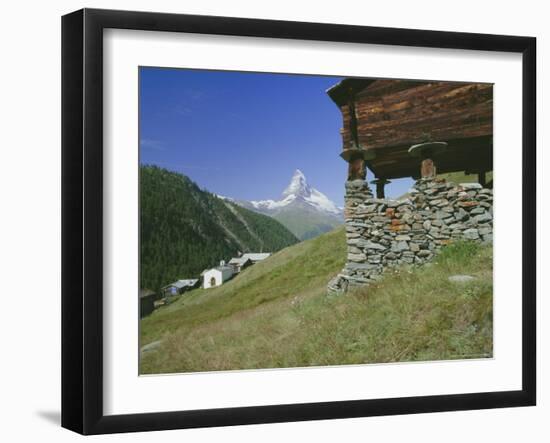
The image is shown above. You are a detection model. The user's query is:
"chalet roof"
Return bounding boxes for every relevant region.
[203,266,234,274]
[241,253,271,262]
[228,257,252,266]
[162,279,199,290]
[326,78,376,106]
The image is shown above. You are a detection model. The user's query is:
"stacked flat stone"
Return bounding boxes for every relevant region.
[327,177,493,295]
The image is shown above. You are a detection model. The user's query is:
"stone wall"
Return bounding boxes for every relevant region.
[327,177,493,294]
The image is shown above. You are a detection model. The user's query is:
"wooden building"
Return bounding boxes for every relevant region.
[228,256,253,274]
[162,279,200,296]
[139,289,156,318]
[327,78,493,194]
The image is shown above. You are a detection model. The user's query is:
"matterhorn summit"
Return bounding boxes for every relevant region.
[282,169,311,198]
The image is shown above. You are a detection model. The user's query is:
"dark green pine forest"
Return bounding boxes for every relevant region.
[140,165,299,291]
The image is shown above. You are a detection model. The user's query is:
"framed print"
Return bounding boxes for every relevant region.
[61,8,536,435]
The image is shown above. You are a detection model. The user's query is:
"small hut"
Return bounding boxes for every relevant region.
[139,289,156,318]
[162,279,200,296]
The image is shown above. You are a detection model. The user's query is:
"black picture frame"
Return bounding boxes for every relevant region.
[61,8,536,435]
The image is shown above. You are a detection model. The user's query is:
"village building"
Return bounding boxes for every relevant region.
[228,256,253,274]
[240,252,272,264]
[202,261,234,289]
[139,289,156,318]
[162,278,200,296]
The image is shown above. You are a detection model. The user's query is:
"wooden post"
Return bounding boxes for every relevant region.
[478,171,487,187]
[420,155,436,178]
[348,156,366,181]
[408,142,448,179]
[371,178,390,199]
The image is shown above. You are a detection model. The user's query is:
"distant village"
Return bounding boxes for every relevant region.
[140,252,271,317]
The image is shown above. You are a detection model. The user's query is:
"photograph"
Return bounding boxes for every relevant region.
[138,68,494,375]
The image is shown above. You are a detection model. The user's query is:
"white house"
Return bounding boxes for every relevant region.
[202,261,234,289]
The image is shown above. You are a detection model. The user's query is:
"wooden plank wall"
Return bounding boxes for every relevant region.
[338,80,493,178]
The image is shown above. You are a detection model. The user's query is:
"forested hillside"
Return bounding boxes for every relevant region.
[140,166,298,290]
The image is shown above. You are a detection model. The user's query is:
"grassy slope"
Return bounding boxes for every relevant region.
[140,227,492,374]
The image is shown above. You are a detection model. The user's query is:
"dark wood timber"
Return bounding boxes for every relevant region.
[330,79,493,179]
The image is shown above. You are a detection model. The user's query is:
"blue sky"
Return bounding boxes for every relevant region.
[139,67,413,205]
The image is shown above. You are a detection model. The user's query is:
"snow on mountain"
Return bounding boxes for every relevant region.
[249,169,342,216]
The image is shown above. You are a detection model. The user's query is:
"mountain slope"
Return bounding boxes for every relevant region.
[140,166,298,290]
[235,169,343,240]
[140,228,493,374]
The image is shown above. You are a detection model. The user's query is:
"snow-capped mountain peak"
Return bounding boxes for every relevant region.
[282,169,311,198]
[249,170,342,216]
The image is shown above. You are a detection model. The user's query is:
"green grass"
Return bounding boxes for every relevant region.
[438,170,493,185]
[140,228,492,374]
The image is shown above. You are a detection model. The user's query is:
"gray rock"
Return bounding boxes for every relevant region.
[358,239,387,251]
[434,210,453,220]
[448,222,466,230]
[393,241,409,252]
[368,254,382,264]
[348,253,367,262]
[448,274,476,284]
[371,216,389,223]
[347,222,369,228]
[346,262,379,271]
[459,183,482,190]
[140,340,162,354]
[473,213,492,224]
[470,207,486,215]
[482,234,493,243]
[430,198,449,207]
[478,227,492,236]
[327,275,349,295]
[357,204,378,213]
[395,235,411,241]
[455,208,469,222]
[463,228,480,240]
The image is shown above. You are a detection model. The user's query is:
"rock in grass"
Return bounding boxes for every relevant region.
[448,275,476,284]
[140,340,162,354]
